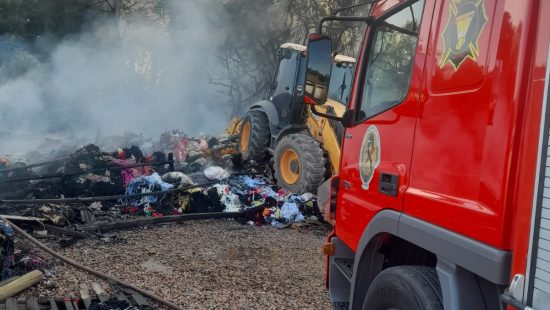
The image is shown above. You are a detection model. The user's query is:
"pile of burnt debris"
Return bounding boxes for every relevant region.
[0,130,322,235]
[0,130,322,306]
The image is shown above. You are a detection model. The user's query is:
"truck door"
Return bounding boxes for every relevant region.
[336,0,434,247]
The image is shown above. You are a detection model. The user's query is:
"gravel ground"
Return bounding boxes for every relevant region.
[14,219,332,309]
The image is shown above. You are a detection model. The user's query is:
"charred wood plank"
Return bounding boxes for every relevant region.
[26,297,39,310]
[42,224,90,239]
[108,281,129,305]
[0,154,79,173]
[79,209,94,225]
[63,294,74,310]
[0,180,220,205]
[91,283,109,303]
[4,298,17,310]
[76,212,243,233]
[0,160,175,184]
[123,288,150,308]
[0,215,46,222]
[79,284,91,310]
[69,293,79,310]
[49,298,59,310]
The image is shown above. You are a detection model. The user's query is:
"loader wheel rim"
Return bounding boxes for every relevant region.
[280,148,300,184]
[240,122,251,151]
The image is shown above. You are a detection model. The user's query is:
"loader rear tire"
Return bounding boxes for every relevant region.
[274,133,326,194]
[239,110,270,162]
[362,266,443,310]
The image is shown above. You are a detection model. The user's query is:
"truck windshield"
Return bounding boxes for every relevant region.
[328,62,354,104]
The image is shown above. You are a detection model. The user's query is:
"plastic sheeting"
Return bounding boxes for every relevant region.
[161,172,193,186]
[213,184,241,212]
[204,166,230,180]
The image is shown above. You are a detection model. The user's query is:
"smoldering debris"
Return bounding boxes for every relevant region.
[0,129,322,231]
[0,129,324,307]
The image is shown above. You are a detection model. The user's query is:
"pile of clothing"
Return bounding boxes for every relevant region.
[224,176,319,227]
[0,130,321,228]
[113,169,318,228]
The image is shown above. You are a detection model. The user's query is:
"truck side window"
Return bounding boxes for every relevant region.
[359,1,425,120]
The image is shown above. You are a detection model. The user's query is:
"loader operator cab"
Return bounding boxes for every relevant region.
[238,42,355,194]
[267,43,354,127]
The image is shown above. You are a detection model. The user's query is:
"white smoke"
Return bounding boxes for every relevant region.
[0,0,230,155]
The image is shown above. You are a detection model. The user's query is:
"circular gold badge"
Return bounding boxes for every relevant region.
[359,125,381,190]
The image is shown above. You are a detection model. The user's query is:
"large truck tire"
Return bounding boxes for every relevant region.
[239,110,270,162]
[274,133,326,194]
[362,266,443,310]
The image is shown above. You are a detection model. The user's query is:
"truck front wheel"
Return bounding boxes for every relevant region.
[274,133,326,194]
[363,266,443,310]
[239,110,270,162]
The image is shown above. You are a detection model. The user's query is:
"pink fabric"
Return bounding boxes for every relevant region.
[112,159,143,187]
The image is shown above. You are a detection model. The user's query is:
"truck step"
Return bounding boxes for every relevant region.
[333,301,350,310]
[333,257,354,281]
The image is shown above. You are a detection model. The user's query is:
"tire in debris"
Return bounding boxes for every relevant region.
[239,110,271,162]
[274,133,326,194]
[362,266,443,310]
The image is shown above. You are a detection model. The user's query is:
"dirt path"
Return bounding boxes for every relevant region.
[16,219,333,309]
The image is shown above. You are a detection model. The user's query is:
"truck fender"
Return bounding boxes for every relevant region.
[348,210,511,310]
[247,100,280,136]
[348,210,399,309]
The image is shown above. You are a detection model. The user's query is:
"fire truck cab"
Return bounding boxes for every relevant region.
[305,0,550,309]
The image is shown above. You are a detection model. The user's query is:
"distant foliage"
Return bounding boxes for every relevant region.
[0,0,92,41]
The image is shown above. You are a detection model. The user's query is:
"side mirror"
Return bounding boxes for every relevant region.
[304,33,333,106]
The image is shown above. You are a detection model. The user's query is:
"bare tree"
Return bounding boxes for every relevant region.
[89,0,145,18]
[209,0,369,118]
[207,0,290,117]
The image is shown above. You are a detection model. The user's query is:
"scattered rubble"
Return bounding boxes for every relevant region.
[0,130,326,308]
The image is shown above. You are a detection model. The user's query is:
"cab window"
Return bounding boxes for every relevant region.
[358,1,425,120]
[272,51,297,97]
[328,62,354,104]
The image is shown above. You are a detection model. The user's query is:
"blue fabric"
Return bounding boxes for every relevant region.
[124,173,174,207]
[0,220,13,237]
[0,220,14,280]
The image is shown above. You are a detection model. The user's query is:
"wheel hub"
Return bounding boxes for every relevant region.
[290,160,300,174]
[279,148,300,185]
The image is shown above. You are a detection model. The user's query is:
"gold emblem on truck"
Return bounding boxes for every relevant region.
[439,0,487,70]
[359,125,381,190]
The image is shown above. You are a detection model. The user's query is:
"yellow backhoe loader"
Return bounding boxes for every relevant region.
[228,43,355,194]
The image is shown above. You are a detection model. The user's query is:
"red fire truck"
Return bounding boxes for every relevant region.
[302,0,550,309]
